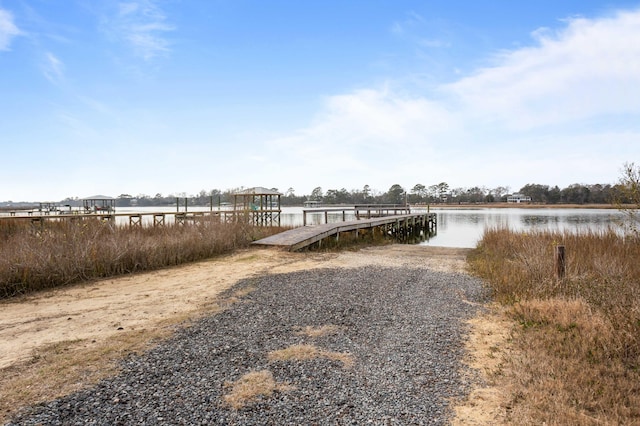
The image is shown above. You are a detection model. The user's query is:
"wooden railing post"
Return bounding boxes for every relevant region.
[555,245,566,280]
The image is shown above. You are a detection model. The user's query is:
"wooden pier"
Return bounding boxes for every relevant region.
[0,209,281,228]
[253,212,436,251]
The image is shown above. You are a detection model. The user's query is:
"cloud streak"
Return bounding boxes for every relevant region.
[42,52,65,84]
[0,8,22,51]
[105,0,175,60]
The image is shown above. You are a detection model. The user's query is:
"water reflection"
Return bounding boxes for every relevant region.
[421,208,623,248]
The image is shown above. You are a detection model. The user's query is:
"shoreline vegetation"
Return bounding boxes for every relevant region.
[468,228,640,424]
[0,220,287,298]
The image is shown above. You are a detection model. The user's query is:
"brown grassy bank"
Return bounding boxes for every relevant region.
[468,228,640,424]
[0,219,285,298]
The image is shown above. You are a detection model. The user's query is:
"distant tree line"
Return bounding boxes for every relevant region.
[57,181,632,209]
[284,182,626,206]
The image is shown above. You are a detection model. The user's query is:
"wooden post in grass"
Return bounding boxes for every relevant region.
[555,245,566,280]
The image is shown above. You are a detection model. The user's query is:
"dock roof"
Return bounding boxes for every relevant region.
[82,195,115,200]
[234,187,282,196]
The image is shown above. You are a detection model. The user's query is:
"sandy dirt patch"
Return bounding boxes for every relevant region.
[0,244,506,423]
[453,307,513,425]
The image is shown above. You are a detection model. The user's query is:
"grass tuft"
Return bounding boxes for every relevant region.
[294,325,341,337]
[268,344,354,368]
[222,370,294,410]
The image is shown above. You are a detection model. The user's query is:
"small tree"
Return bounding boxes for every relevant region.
[410,184,427,203]
[310,187,323,201]
[617,162,640,236]
[436,182,449,202]
[386,184,405,205]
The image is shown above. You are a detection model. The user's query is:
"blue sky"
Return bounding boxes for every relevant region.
[1,1,639,201]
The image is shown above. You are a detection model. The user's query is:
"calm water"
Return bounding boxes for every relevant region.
[420,208,624,248]
[4,206,624,249]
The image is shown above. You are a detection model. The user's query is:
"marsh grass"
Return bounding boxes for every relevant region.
[0,219,286,298]
[468,228,640,424]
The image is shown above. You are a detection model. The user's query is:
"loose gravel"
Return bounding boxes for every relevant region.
[7,265,487,425]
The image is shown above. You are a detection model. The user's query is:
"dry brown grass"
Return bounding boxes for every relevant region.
[294,324,341,337]
[268,344,354,368]
[222,370,294,410]
[0,324,175,422]
[468,228,640,425]
[0,219,285,298]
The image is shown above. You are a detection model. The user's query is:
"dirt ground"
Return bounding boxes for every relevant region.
[0,245,509,424]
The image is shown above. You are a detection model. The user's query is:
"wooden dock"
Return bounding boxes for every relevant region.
[253,213,436,251]
[0,209,282,227]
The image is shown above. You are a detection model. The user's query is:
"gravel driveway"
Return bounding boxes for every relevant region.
[7,265,487,425]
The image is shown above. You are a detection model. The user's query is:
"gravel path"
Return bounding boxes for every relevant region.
[7,265,487,425]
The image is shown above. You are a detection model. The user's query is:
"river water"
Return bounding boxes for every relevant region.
[421,208,624,248]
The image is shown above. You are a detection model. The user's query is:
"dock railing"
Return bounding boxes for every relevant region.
[302,204,411,226]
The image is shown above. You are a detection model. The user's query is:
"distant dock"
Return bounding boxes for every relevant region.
[0,209,280,227]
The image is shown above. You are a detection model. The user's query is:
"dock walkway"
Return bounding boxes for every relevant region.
[253,213,435,251]
[0,209,281,227]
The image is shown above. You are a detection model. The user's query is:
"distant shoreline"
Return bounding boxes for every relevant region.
[424,203,621,210]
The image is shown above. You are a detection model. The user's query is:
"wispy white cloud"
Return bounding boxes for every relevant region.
[391,10,450,51]
[417,38,451,48]
[391,10,425,35]
[42,52,65,84]
[445,8,640,130]
[258,8,640,192]
[0,8,23,51]
[104,0,175,60]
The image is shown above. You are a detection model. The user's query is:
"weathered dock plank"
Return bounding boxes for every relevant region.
[253,213,435,251]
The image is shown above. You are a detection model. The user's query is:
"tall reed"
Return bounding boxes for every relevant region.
[469,228,640,424]
[0,219,284,298]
